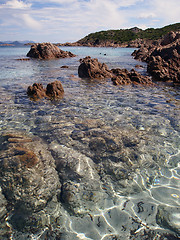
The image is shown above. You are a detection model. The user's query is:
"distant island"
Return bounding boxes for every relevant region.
[0,40,34,47]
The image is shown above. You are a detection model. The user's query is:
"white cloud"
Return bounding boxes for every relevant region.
[0,0,179,42]
[1,0,31,9]
[21,13,42,29]
[138,12,156,19]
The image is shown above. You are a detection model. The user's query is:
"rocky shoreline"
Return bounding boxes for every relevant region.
[132,31,180,84]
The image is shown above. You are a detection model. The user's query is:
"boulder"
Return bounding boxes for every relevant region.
[27,42,76,59]
[27,83,46,100]
[78,56,112,79]
[27,81,64,100]
[46,80,64,98]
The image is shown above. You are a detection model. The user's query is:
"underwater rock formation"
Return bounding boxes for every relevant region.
[0,132,61,233]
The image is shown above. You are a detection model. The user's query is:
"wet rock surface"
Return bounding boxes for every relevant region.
[111,68,153,85]
[78,56,112,79]
[78,56,152,86]
[132,31,180,83]
[27,80,64,100]
[27,42,76,59]
[27,82,46,100]
[0,112,179,239]
[0,132,61,233]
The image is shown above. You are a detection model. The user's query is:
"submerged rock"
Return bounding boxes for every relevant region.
[78,56,112,79]
[27,42,76,59]
[156,205,180,235]
[0,132,61,233]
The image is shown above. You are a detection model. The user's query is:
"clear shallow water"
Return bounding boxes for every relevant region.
[0,46,180,239]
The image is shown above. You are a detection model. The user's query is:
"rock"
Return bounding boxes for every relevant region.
[135,64,144,68]
[60,65,69,68]
[27,83,46,100]
[111,68,153,85]
[78,56,112,79]
[46,80,64,98]
[156,205,180,235]
[16,58,30,61]
[27,81,64,100]
[0,132,61,233]
[27,42,76,59]
[132,31,180,83]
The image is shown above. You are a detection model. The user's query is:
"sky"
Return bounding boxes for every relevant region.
[0,0,180,43]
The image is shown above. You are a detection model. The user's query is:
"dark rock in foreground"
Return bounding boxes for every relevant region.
[27,42,76,59]
[27,83,46,100]
[78,56,112,79]
[27,81,64,100]
[46,80,64,98]
[132,31,180,83]
[0,132,61,233]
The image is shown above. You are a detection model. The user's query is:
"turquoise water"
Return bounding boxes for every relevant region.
[0,46,180,239]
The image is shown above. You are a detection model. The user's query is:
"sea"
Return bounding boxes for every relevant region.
[0,46,180,239]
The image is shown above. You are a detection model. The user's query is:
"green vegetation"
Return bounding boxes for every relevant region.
[77,23,180,45]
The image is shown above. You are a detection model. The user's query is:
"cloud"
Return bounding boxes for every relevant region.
[138,12,156,19]
[0,0,179,42]
[21,13,42,29]
[1,0,31,9]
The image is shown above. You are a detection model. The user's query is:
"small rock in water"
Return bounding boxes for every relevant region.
[27,42,76,59]
[27,80,64,100]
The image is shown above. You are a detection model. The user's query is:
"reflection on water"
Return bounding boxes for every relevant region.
[0,46,179,239]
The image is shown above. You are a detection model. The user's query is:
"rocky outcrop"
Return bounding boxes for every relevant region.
[132,31,180,83]
[27,83,46,100]
[27,81,64,100]
[78,56,152,85]
[27,42,76,59]
[0,132,61,233]
[46,80,64,98]
[111,68,153,85]
[78,56,112,79]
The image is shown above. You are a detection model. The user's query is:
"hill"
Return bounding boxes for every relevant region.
[0,40,35,47]
[76,23,180,47]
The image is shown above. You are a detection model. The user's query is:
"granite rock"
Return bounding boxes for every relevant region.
[27,42,76,59]
[78,56,112,79]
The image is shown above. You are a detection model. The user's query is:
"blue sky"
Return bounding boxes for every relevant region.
[0,0,180,42]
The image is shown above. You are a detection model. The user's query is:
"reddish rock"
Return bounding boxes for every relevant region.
[27,81,64,100]
[27,83,46,99]
[78,56,112,79]
[46,80,64,98]
[27,42,76,59]
[132,31,180,83]
[111,68,153,86]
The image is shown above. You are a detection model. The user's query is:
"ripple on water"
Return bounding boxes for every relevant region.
[0,47,180,239]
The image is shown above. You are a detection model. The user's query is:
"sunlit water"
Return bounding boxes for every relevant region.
[0,46,180,239]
